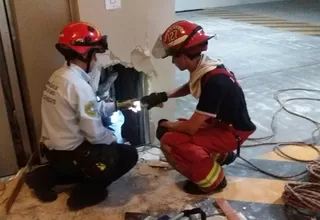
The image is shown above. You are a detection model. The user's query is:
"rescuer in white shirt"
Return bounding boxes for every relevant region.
[25,21,139,211]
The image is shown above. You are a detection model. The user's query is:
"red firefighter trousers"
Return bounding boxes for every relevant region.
[160,121,254,192]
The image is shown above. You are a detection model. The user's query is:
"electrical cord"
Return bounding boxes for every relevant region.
[237,88,320,180]
[230,88,320,217]
[282,158,320,219]
[140,88,320,218]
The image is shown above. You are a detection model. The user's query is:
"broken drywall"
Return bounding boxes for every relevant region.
[131,46,158,77]
[97,46,155,96]
[77,0,176,131]
[96,47,159,144]
[97,46,157,77]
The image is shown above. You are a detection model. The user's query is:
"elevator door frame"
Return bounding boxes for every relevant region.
[0,0,33,176]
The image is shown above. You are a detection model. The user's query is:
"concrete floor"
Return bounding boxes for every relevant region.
[6,1,320,219]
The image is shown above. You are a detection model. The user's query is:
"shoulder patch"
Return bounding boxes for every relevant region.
[84,101,98,117]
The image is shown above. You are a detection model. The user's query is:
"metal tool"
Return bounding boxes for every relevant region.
[157,208,207,220]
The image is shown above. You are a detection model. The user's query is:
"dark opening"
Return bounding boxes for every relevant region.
[97,64,150,147]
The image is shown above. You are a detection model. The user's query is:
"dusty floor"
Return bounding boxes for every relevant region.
[7,145,320,220]
[6,1,320,219]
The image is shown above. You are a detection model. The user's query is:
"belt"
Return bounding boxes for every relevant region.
[212,120,243,157]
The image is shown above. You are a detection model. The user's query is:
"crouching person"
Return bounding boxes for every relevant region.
[140,20,256,195]
[25,21,138,210]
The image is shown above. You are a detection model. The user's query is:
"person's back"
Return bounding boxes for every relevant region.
[41,65,83,150]
[41,64,114,150]
[200,70,256,132]
[25,21,138,211]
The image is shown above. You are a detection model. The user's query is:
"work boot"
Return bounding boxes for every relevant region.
[220,152,237,166]
[67,183,108,211]
[183,177,227,195]
[25,165,57,202]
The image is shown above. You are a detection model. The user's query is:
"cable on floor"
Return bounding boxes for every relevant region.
[223,88,320,180]
[228,88,320,218]
[141,88,320,218]
[282,158,320,219]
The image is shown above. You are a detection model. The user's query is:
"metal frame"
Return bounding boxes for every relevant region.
[68,0,80,21]
[0,0,32,161]
[138,73,152,145]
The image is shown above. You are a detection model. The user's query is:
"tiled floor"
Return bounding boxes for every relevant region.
[6,1,320,219]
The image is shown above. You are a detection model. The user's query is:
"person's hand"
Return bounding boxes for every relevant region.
[140,92,168,110]
[200,122,210,129]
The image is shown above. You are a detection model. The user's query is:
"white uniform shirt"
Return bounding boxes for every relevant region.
[41,63,117,151]
[88,63,102,93]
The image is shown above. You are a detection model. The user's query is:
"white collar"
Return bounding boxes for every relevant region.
[67,63,91,83]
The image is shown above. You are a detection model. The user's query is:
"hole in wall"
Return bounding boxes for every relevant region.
[97,64,152,147]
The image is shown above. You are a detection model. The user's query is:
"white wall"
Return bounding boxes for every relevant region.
[77,0,176,133]
[175,0,284,12]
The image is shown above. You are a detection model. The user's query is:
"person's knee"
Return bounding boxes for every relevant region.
[161,131,190,147]
[130,147,139,166]
[120,145,138,168]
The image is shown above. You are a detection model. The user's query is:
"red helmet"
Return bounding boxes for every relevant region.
[56,21,108,58]
[153,20,215,58]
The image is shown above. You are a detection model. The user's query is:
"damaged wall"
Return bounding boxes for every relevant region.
[76,0,176,134]
[175,0,285,12]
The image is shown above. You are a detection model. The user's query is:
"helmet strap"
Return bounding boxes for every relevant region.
[62,50,94,73]
[85,49,96,73]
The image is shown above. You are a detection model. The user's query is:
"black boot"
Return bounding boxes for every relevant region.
[67,183,108,211]
[221,152,237,166]
[183,178,227,195]
[25,165,57,202]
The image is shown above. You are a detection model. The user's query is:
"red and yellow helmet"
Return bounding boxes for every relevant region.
[55,21,108,57]
[152,20,215,59]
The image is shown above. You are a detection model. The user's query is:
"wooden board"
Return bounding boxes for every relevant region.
[0,154,34,220]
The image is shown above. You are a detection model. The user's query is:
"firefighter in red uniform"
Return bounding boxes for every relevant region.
[140,20,256,194]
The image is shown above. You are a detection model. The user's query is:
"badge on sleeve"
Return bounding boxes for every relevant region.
[84,101,98,117]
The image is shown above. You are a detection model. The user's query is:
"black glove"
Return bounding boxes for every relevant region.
[140,92,168,110]
[156,119,169,140]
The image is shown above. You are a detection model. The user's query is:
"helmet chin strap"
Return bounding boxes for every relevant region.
[86,50,96,73]
[85,56,92,73]
[74,50,95,73]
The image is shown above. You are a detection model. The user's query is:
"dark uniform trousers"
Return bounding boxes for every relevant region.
[40,141,138,190]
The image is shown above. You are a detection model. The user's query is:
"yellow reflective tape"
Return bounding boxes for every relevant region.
[96,162,107,171]
[202,164,222,188]
[196,161,222,188]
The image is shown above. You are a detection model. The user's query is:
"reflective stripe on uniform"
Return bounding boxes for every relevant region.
[195,159,223,188]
